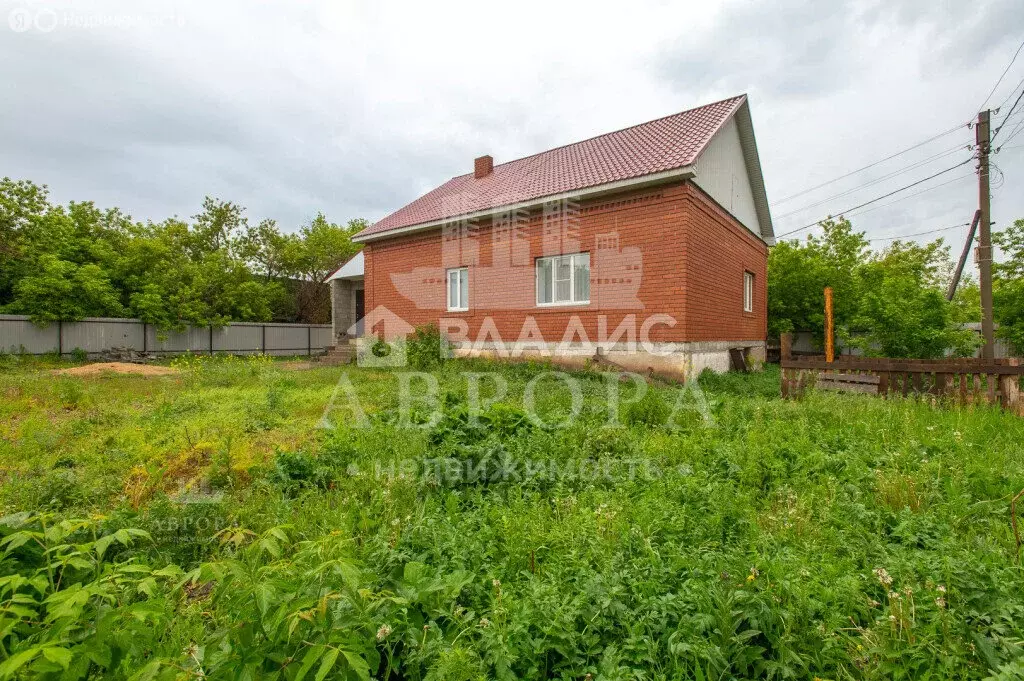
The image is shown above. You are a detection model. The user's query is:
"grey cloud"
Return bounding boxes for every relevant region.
[656,0,862,100]
[1,0,1022,249]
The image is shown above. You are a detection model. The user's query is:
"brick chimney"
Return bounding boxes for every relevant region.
[474,155,493,178]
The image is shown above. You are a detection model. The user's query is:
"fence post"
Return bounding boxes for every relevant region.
[780,333,792,362]
[58,320,63,356]
[824,287,834,363]
[1000,358,1021,412]
[142,322,147,353]
[262,324,266,355]
[209,325,214,355]
[307,326,312,356]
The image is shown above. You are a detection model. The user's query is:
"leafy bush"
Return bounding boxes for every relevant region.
[265,440,354,495]
[407,323,448,370]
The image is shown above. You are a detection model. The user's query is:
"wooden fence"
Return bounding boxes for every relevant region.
[779,334,1023,411]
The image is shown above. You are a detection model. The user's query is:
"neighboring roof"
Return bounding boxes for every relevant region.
[325,250,364,282]
[356,94,774,243]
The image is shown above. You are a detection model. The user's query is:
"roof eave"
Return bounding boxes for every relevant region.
[324,250,365,282]
[731,99,776,245]
[353,165,697,243]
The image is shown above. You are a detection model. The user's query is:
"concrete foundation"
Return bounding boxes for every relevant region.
[451,340,766,380]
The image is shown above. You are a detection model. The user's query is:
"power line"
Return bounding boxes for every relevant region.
[997,117,1024,148]
[770,122,969,206]
[992,87,1024,142]
[774,142,966,218]
[995,107,1024,129]
[775,159,973,239]
[978,38,1024,111]
[994,75,1024,112]
[869,221,970,243]
[845,172,975,219]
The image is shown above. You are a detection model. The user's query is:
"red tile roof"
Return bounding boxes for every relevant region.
[357,94,747,239]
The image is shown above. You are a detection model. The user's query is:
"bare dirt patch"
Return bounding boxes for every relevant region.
[51,362,179,377]
[278,361,315,371]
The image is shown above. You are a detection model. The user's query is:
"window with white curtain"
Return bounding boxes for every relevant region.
[743,271,754,313]
[536,253,590,306]
[447,267,469,311]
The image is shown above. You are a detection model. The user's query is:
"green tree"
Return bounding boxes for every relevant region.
[851,241,978,358]
[994,218,1024,354]
[279,215,365,323]
[769,218,979,358]
[8,255,125,322]
[0,178,50,303]
[767,218,867,339]
[0,177,366,328]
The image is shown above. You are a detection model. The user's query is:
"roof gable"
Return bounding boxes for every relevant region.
[324,250,364,282]
[357,94,773,243]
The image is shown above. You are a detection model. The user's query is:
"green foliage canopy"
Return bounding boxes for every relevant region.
[768,218,981,358]
[994,218,1024,354]
[0,178,364,328]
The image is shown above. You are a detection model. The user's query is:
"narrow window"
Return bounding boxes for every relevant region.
[743,271,754,313]
[447,267,469,311]
[536,253,590,306]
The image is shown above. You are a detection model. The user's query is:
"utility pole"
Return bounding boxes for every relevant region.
[977,110,995,360]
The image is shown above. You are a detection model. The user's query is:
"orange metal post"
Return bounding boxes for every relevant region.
[824,287,834,363]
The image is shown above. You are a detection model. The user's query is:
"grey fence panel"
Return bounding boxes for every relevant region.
[145,325,211,354]
[311,326,333,351]
[0,315,335,357]
[264,324,312,356]
[0,315,59,354]
[62,318,144,354]
[215,325,263,355]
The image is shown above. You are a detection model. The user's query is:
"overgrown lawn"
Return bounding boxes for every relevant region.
[1,354,1022,680]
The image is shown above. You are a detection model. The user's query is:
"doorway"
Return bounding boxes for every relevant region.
[354,289,365,336]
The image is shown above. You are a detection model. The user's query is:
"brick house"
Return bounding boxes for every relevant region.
[327,94,775,375]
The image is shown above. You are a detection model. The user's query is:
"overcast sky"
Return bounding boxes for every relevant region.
[2,0,1023,253]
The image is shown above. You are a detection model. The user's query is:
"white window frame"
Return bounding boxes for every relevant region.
[536,253,590,307]
[743,271,754,313]
[446,267,469,312]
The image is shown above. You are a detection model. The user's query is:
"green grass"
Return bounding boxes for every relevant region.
[1,353,1023,680]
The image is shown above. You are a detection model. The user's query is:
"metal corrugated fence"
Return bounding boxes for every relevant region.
[0,315,333,357]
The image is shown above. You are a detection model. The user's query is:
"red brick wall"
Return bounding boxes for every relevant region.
[362,181,766,344]
[681,185,768,341]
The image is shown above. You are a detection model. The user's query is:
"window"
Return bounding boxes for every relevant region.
[536,253,590,306]
[743,271,754,313]
[447,267,469,311]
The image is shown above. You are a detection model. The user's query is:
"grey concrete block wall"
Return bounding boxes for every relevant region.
[330,279,363,340]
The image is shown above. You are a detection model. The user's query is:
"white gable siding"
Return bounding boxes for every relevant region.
[691,118,762,236]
